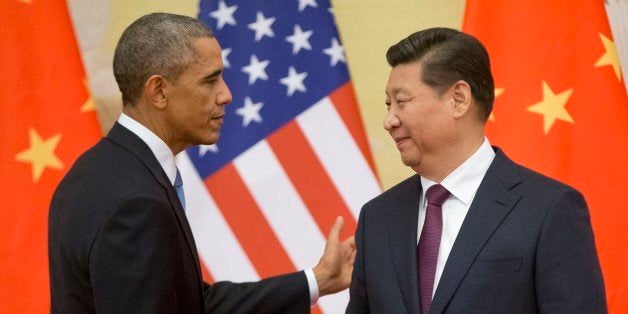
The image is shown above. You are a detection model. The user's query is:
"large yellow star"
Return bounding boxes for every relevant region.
[80,80,96,113]
[15,128,64,182]
[489,88,505,122]
[594,33,622,81]
[527,81,574,134]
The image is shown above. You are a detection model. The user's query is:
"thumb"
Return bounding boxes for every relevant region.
[328,216,345,244]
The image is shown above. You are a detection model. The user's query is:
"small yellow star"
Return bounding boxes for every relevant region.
[80,80,96,113]
[594,33,622,81]
[489,88,505,122]
[15,128,64,182]
[527,81,574,134]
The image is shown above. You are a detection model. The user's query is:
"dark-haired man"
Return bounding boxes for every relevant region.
[347,27,606,313]
[49,13,354,313]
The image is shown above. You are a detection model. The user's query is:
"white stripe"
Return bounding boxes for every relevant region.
[176,152,260,282]
[234,140,325,270]
[297,97,382,219]
[234,140,348,313]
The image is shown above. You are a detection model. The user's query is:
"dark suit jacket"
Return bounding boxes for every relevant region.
[49,123,310,313]
[347,148,606,313]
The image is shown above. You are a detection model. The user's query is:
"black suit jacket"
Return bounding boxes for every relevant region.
[347,148,606,313]
[49,123,310,313]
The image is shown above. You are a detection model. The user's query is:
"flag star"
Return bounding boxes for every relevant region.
[285,25,313,55]
[594,33,622,81]
[222,48,232,68]
[81,80,96,113]
[323,37,346,66]
[279,66,308,96]
[236,97,264,127]
[248,11,276,42]
[15,128,64,182]
[489,88,505,122]
[241,55,270,85]
[527,81,574,134]
[199,144,218,156]
[209,1,237,30]
[297,0,318,11]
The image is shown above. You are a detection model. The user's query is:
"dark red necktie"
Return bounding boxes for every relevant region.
[418,184,450,313]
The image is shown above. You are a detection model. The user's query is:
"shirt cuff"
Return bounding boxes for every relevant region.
[304,268,320,305]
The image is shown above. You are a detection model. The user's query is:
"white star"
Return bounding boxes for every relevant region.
[236,97,264,127]
[285,25,313,55]
[241,55,270,85]
[199,144,218,156]
[209,1,237,30]
[222,47,232,68]
[297,0,318,12]
[247,11,276,42]
[323,37,346,66]
[279,66,308,97]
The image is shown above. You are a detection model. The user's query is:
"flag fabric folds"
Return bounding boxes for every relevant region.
[0,0,102,312]
[176,0,381,312]
[463,1,628,312]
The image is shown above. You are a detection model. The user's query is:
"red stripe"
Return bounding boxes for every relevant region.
[205,164,324,313]
[205,164,295,278]
[329,82,380,182]
[268,121,357,240]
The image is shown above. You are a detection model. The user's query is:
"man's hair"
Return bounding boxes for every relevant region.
[386,27,494,121]
[113,13,214,106]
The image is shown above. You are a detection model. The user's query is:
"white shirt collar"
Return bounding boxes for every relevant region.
[118,113,178,185]
[420,138,496,205]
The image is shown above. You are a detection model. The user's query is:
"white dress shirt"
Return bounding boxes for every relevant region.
[417,138,496,298]
[117,113,320,304]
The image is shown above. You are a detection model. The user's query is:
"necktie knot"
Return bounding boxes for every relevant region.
[425,184,450,207]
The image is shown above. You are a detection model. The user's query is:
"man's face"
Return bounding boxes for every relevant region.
[384,62,455,174]
[164,37,232,149]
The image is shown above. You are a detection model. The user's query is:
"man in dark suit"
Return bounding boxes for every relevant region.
[49,13,355,313]
[347,28,606,313]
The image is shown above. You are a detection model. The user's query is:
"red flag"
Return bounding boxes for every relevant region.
[0,0,101,312]
[463,1,628,312]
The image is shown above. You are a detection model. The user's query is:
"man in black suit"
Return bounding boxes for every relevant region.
[49,13,355,313]
[347,28,606,313]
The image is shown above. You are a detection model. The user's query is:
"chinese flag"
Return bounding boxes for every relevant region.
[463,1,628,312]
[0,0,101,312]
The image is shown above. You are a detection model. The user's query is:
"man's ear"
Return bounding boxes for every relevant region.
[450,80,472,118]
[145,75,167,109]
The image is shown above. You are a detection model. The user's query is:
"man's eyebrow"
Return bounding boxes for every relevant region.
[203,69,222,80]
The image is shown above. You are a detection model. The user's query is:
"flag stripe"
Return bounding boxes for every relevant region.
[329,83,379,176]
[297,98,381,218]
[234,140,326,270]
[206,163,296,278]
[267,120,357,240]
[177,153,259,282]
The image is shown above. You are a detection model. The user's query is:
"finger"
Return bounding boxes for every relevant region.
[327,215,345,243]
[343,235,356,250]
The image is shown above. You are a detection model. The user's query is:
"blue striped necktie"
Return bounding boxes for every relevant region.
[174,168,186,210]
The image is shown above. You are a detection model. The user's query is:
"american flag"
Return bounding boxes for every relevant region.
[176,0,381,311]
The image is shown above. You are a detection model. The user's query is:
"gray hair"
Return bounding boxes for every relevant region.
[113,13,214,106]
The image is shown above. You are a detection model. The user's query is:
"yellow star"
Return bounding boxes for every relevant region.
[527,81,574,134]
[489,88,505,122]
[15,128,64,182]
[594,33,622,81]
[80,80,96,113]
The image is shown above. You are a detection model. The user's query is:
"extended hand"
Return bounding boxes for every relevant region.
[313,216,356,296]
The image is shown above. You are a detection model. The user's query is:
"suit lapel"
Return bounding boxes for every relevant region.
[430,149,522,313]
[107,123,203,281]
[386,175,422,314]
